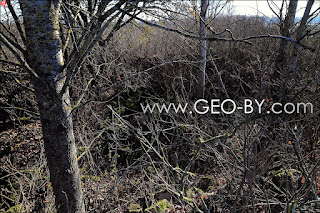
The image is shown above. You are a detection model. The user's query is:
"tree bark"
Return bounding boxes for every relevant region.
[274,0,298,80]
[289,0,314,73]
[19,1,84,212]
[197,0,208,99]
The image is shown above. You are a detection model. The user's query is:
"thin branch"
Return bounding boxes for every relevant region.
[0,31,26,55]
[308,6,320,18]
[7,0,26,45]
[61,1,123,80]
[267,0,281,21]
[101,7,139,44]
[242,34,315,52]
[0,21,19,44]
[0,106,39,116]
[0,33,38,79]
[59,11,121,97]
[308,29,320,36]
[73,65,101,109]
[98,1,121,22]
[64,2,99,18]
[1,69,35,92]
[61,2,80,53]
[0,60,22,67]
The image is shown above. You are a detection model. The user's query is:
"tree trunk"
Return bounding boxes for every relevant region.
[19,1,84,212]
[274,0,298,79]
[289,0,314,73]
[197,0,208,99]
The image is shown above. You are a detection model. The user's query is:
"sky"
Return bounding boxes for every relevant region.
[1,1,319,22]
[231,0,320,18]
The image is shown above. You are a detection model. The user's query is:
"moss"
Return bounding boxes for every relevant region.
[131,177,141,185]
[186,187,196,198]
[6,204,23,213]
[18,117,31,121]
[183,187,214,204]
[126,98,135,107]
[145,199,171,213]
[80,175,100,182]
[127,203,142,212]
[146,166,156,174]
[120,146,131,152]
[114,106,126,114]
[268,168,301,178]
[81,167,86,173]
[269,168,301,191]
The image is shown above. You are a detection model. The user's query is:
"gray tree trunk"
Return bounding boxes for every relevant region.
[274,0,298,80]
[197,0,208,99]
[19,1,85,212]
[289,0,314,72]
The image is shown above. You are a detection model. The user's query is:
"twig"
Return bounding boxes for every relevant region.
[0,33,38,79]
[1,69,35,92]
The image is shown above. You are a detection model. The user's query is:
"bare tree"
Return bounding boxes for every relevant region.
[289,0,315,73]
[16,1,85,212]
[274,0,298,80]
[0,0,157,212]
[197,0,208,98]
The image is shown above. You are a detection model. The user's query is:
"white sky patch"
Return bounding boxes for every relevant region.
[230,0,320,18]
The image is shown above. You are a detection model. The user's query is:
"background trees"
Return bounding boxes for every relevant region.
[0,0,320,212]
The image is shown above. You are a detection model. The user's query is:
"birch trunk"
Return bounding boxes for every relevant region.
[19,1,84,212]
[197,0,208,98]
